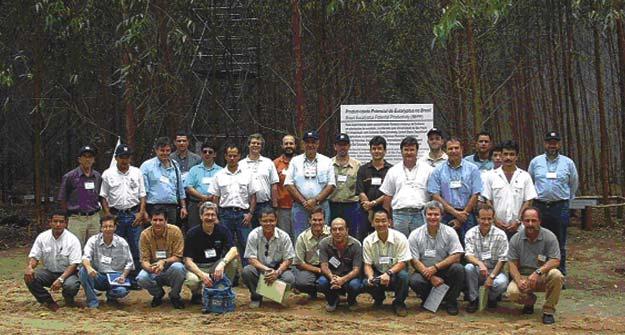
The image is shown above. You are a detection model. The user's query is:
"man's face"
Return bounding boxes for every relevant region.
[201,147,216,164]
[477,209,494,233]
[115,155,131,170]
[151,213,167,235]
[331,220,348,244]
[225,147,241,168]
[201,208,218,230]
[100,219,116,239]
[401,144,418,163]
[334,142,350,158]
[78,153,95,169]
[175,136,189,152]
[281,136,296,156]
[248,138,263,156]
[425,208,442,227]
[304,139,319,156]
[476,135,491,154]
[501,148,518,168]
[155,145,172,162]
[309,212,325,235]
[260,213,277,235]
[446,140,463,161]
[372,212,390,234]
[544,140,561,156]
[370,144,386,161]
[492,151,503,169]
[522,209,541,237]
[427,134,444,151]
[49,215,67,235]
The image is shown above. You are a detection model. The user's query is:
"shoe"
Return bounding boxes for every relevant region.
[542,313,556,324]
[86,300,100,309]
[44,301,60,312]
[487,299,498,309]
[522,305,534,315]
[249,300,261,309]
[190,294,203,305]
[347,301,358,312]
[170,297,185,309]
[446,303,459,316]
[151,296,163,307]
[64,297,77,307]
[325,303,337,312]
[373,298,384,307]
[309,292,318,300]
[106,298,120,307]
[393,304,407,317]
[466,299,478,313]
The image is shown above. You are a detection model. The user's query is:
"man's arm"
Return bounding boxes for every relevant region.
[286,185,306,205]
[296,261,321,274]
[316,184,336,203]
[271,183,278,208]
[100,197,111,216]
[464,194,479,214]
[508,259,523,284]
[186,186,210,202]
[24,257,39,284]
[364,263,375,281]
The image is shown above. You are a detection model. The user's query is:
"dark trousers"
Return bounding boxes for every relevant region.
[330,202,369,241]
[409,263,465,306]
[112,209,142,277]
[442,213,477,248]
[26,268,80,304]
[363,269,410,307]
[535,200,569,275]
[146,204,179,226]
[318,276,362,306]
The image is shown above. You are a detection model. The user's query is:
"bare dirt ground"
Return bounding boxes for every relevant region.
[1,224,624,334]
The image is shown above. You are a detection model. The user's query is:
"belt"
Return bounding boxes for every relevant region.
[534,199,568,207]
[148,203,178,208]
[69,209,99,216]
[110,205,140,214]
[395,207,423,212]
[220,206,248,212]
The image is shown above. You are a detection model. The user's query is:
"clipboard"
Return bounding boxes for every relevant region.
[256,273,291,304]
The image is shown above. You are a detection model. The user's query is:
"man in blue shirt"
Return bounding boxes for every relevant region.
[185,142,222,229]
[463,131,494,172]
[428,137,483,245]
[140,137,187,226]
[528,131,578,277]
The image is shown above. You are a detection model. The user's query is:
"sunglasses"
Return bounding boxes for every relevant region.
[202,149,215,154]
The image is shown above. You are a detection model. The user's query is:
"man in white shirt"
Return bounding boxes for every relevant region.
[24,210,82,311]
[418,128,448,168]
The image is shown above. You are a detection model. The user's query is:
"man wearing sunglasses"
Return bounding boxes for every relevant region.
[185,142,223,229]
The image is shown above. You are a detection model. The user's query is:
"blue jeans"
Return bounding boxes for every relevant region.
[114,210,142,276]
[291,201,331,239]
[219,208,252,265]
[363,269,409,307]
[442,212,476,247]
[317,276,362,306]
[392,209,425,237]
[136,262,186,299]
[464,263,509,302]
[535,201,569,275]
[330,202,369,241]
[79,267,129,308]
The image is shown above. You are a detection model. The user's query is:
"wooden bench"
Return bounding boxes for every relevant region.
[570,198,598,230]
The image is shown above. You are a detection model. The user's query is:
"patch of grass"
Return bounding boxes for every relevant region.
[0,251,26,280]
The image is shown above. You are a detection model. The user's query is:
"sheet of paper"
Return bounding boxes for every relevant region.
[107,273,131,287]
[256,273,290,304]
[423,283,449,312]
[479,286,488,311]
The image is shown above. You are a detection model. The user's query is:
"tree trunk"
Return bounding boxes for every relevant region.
[593,24,610,203]
[615,16,625,196]
[32,21,44,233]
[291,0,305,138]
[466,16,482,133]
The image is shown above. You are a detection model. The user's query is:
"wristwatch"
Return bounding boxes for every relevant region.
[489,273,496,279]
[535,268,542,275]
[385,270,394,277]
[57,277,65,284]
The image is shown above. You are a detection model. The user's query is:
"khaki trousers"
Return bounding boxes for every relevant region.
[68,213,101,247]
[184,259,238,294]
[506,268,563,314]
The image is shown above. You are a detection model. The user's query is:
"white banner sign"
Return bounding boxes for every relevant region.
[340,104,434,164]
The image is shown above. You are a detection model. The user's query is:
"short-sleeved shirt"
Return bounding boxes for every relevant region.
[463,154,494,172]
[239,156,279,203]
[294,226,331,266]
[244,227,295,268]
[362,228,412,273]
[464,225,508,269]
[82,233,134,273]
[284,153,336,199]
[482,167,537,224]
[139,224,184,263]
[319,236,363,276]
[408,224,464,268]
[428,160,483,209]
[274,155,293,209]
[184,162,223,199]
[418,152,449,168]
[140,157,186,205]
[57,167,102,213]
[183,224,234,265]
[528,154,579,202]
[379,161,433,210]
[356,160,392,203]
[170,150,202,176]
[209,166,256,209]
[508,228,560,275]
[29,229,82,273]
[100,165,146,210]
[328,157,361,203]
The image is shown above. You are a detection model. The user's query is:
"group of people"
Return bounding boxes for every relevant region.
[24,128,578,325]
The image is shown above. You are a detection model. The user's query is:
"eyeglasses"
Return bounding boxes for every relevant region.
[264,242,269,257]
[202,149,214,154]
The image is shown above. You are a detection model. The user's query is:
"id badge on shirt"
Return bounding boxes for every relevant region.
[159,175,170,184]
[84,181,95,190]
[379,256,392,265]
[371,177,382,186]
[546,172,557,179]
[337,175,348,183]
[155,250,167,259]
[201,177,213,185]
[101,255,112,264]
[481,251,492,260]
[424,249,436,258]
[204,249,217,258]
[450,180,462,189]
[304,166,317,178]
[537,254,547,263]
[329,256,341,268]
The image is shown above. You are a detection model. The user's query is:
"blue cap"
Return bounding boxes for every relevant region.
[303,130,320,141]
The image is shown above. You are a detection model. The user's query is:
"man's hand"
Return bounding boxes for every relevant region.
[51,278,63,291]
[518,277,529,292]
[449,219,462,230]
[453,209,469,223]
[379,273,391,287]
[213,262,225,281]
[478,263,489,278]
[303,199,317,211]
[264,269,280,284]
[151,260,165,274]
[201,273,214,288]
[430,275,444,287]
[88,267,98,279]
[422,266,438,280]
[484,276,494,288]
[133,211,146,227]
[495,219,507,231]
[507,220,520,233]
[362,200,375,211]
[180,207,188,219]
[24,267,35,284]
[116,274,127,284]
[528,272,540,290]
[242,213,253,227]
[330,275,345,289]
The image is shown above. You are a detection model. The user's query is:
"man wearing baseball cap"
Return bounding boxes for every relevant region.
[58,145,102,246]
[418,128,448,168]
[528,131,578,278]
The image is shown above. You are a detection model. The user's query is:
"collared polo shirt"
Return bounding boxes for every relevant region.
[464,225,508,270]
[379,160,433,210]
[428,160,483,209]
[184,162,223,199]
[139,224,184,263]
[482,167,537,224]
[170,150,202,175]
[528,154,579,202]
[209,166,256,209]
[183,223,234,265]
[244,227,295,268]
[274,155,294,209]
[463,153,494,172]
[319,235,362,276]
[418,152,448,168]
[328,157,361,203]
[294,226,331,266]
[239,155,279,203]
[508,228,560,274]
[140,157,186,205]
[356,160,392,203]
[58,167,102,213]
[284,153,336,199]
[100,165,146,210]
[83,233,134,273]
[408,224,464,267]
[29,229,82,273]
[362,228,411,273]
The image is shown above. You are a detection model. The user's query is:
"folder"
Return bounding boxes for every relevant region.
[256,273,291,304]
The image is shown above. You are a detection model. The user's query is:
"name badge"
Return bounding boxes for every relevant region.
[159,175,170,184]
[546,172,557,179]
[337,175,348,183]
[481,251,492,260]
[371,177,382,186]
[101,255,112,264]
[201,177,212,185]
[537,254,547,262]
[281,169,287,176]
[84,182,95,190]
[450,180,462,189]
[204,249,217,258]
[155,250,167,259]
[379,256,392,265]
[329,256,341,268]
[424,249,436,258]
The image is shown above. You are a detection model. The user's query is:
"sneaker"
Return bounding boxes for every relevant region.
[522,305,534,315]
[151,296,163,308]
[249,300,261,309]
[170,297,185,309]
[373,298,384,307]
[487,299,498,309]
[86,300,100,309]
[44,301,60,312]
[190,294,203,305]
[466,299,478,313]
[542,313,556,324]
[325,303,337,312]
[393,304,407,317]
[446,303,459,316]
